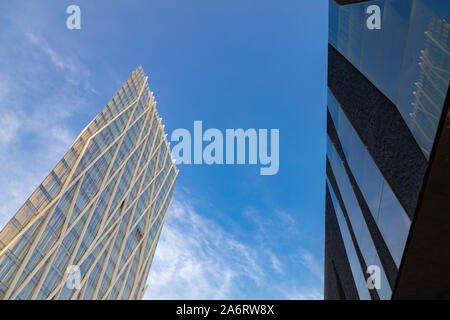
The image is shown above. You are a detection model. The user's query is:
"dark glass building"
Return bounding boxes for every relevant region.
[325,0,450,299]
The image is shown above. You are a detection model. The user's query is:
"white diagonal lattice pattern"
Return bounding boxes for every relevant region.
[0,66,178,300]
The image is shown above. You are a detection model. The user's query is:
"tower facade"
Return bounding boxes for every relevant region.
[325,0,450,299]
[0,66,178,299]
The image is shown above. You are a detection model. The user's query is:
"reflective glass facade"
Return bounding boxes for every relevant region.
[329,0,450,157]
[325,0,450,300]
[0,66,178,300]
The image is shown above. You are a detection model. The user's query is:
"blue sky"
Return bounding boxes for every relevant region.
[0,0,328,299]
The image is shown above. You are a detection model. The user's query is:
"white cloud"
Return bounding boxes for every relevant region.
[269,252,283,274]
[25,32,69,70]
[0,112,20,145]
[299,250,324,282]
[281,287,323,300]
[145,190,324,300]
[0,76,20,146]
[145,195,266,299]
[0,74,10,98]
[0,30,95,229]
[0,76,83,229]
[24,31,96,93]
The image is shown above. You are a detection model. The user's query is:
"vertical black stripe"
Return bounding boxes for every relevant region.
[325,185,360,300]
[328,44,427,219]
[326,162,380,300]
[327,110,398,289]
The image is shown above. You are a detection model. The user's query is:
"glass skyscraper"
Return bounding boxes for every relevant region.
[0,66,178,300]
[325,0,450,299]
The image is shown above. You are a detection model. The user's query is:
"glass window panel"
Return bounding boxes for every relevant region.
[348,3,365,68]
[329,0,339,48]
[357,220,377,275]
[397,0,450,157]
[328,137,364,238]
[356,274,371,300]
[360,0,384,84]
[337,5,351,55]
[328,135,395,300]
[327,180,370,300]
[359,151,384,219]
[376,0,413,103]
[337,107,354,163]
[377,182,411,267]
[327,88,411,269]
[373,256,392,299]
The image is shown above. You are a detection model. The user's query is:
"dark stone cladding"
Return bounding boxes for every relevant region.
[327,44,427,219]
[326,160,380,300]
[325,184,359,300]
[327,110,398,289]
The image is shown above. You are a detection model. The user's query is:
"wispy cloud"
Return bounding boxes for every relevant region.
[0,76,20,146]
[0,30,95,229]
[24,31,96,93]
[268,252,283,274]
[145,193,266,299]
[299,250,324,281]
[145,189,323,300]
[281,287,323,300]
[0,111,20,146]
